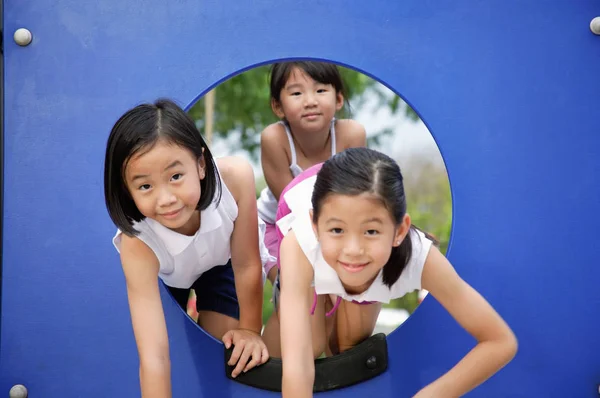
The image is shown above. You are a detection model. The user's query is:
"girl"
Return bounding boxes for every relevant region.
[104,99,271,397]
[258,61,367,285]
[267,147,518,397]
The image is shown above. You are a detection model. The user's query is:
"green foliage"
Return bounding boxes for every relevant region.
[188,63,418,160]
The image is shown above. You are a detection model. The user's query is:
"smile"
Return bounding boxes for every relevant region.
[339,261,369,273]
[160,208,183,219]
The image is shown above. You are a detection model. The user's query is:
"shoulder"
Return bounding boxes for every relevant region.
[215,156,255,202]
[260,122,290,156]
[260,122,287,144]
[334,119,366,148]
[119,234,160,276]
[280,230,313,276]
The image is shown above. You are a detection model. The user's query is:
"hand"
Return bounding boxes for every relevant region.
[222,329,269,378]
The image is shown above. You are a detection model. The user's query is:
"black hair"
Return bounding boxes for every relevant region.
[104,98,221,236]
[269,61,347,105]
[311,147,437,288]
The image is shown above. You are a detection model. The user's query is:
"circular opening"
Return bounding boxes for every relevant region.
[182,60,451,341]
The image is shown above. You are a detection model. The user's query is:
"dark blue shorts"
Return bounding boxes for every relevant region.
[166,259,240,320]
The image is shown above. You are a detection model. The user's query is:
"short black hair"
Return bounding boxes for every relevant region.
[269,61,347,103]
[104,98,220,236]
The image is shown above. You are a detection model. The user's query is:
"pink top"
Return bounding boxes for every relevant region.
[275,162,324,266]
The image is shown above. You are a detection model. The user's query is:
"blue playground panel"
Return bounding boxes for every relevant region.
[1,1,599,396]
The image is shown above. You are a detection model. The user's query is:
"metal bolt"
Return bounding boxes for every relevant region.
[365,355,377,369]
[9,384,28,398]
[13,28,33,46]
[591,17,600,35]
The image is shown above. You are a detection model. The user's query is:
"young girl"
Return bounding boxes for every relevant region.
[266,147,518,397]
[258,61,367,285]
[104,99,271,397]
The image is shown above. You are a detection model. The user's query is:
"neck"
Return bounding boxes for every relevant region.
[341,272,379,296]
[288,123,331,160]
[172,210,200,236]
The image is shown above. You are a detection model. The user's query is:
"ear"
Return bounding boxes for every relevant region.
[198,150,207,180]
[393,213,412,247]
[335,92,344,112]
[271,98,285,119]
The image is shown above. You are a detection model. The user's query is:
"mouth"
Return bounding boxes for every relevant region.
[302,112,321,120]
[339,261,369,273]
[160,208,183,220]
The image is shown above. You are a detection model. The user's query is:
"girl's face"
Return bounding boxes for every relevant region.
[124,140,205,235]
[312,193,411,294]
[272,67,343,135]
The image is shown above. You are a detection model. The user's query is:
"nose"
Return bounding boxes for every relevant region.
[304,92,318,107]
[343,235,364,257]
[157,186,177,207]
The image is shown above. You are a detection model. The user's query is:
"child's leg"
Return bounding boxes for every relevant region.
[263,272,328,358]
[193,260,240,340]
[328,300,382,355]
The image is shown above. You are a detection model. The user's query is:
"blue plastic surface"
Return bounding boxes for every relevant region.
[2,1,600,396]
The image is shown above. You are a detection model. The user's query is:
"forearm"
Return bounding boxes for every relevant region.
[418,337,517,397]
[140,361,171,398]
[234,262,264,334]
[282,365,314,398]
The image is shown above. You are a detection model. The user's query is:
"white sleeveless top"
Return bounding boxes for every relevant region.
[276,174,432,303]
[257,119,337,224]
[112,168,272,289]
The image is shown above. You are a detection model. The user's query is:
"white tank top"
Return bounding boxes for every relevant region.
[276,175,432,303]
[112,167,271,288]
[257,119,337,224]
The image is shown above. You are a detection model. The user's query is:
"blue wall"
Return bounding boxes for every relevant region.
[2,1,599,396]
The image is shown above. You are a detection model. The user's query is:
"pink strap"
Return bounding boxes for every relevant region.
[310,291,318,315]
[310,292,343,317]
[326,296,343,317]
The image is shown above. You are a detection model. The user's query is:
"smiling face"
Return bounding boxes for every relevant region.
[124,140,206,235]
[272,67,343,135]
[312,192,410,294]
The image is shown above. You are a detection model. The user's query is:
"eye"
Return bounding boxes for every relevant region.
[171,173,183,181]
[138,184,151,191]
[317,89,327,93]
[329,228,343,234]
[365,229,379,236]
[291,92,301,96]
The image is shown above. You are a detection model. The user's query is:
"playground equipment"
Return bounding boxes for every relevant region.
[1,1,599,397]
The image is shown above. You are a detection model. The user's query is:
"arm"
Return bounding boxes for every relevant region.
[220,157,269,376]
[120,235,172,398]
[225,156,265,334]
[335,119,367,149]
[261,124,295,200]
[279,231,315,398]
[416,247,518,397]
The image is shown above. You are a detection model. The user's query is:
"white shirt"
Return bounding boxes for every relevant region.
[257,120,337,224]
[113,171,271,288]
[276,175,432,303]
